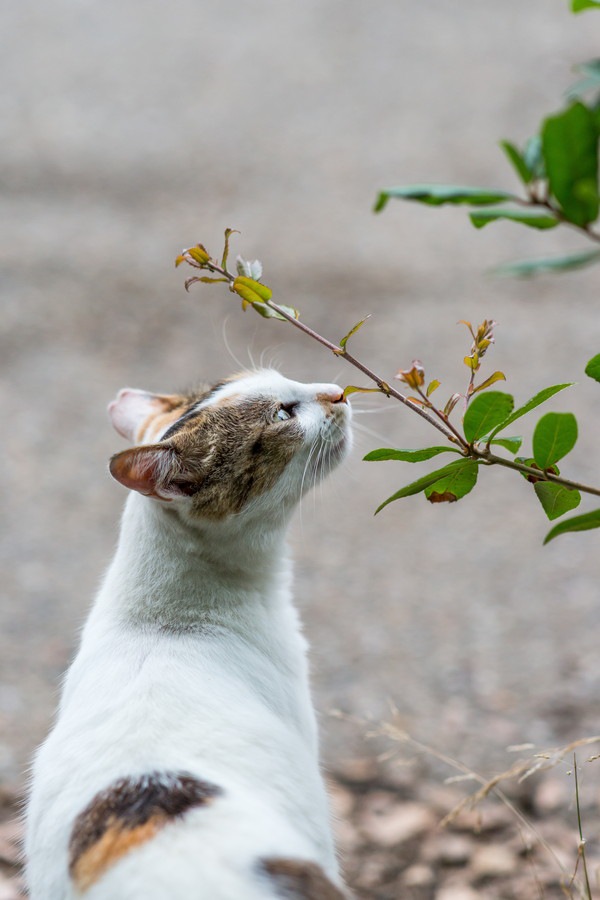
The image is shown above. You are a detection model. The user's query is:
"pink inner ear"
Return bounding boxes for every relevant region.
[108,389,166,442]
[109,445,180,500]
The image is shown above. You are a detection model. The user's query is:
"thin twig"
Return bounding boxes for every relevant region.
[573,753,593,900]
[180,242,600,500]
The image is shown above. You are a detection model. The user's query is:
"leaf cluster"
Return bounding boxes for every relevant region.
[176,228,600,545]
[365,339,600,543]
[175,231,300,321]
[375,44,600,278]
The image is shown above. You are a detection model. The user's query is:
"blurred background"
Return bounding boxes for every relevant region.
[2,0,600,798]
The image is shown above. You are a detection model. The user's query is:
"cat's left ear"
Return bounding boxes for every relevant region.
[109,445,197,501]
[108,389,183,443]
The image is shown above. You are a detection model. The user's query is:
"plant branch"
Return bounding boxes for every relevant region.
[264,298,600,499]
[178,240,600,502]
[182,250,462,444]
[263,298,464,445]
[474,450,600,498]
[512,192,600,245]
[572,753,593,900]
[414,383,469,448]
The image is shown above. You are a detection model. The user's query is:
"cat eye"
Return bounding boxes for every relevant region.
[274,404,296,422]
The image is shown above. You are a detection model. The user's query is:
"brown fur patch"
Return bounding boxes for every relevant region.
[160,397,303,519]
[69,771,221,891]
[261,858,346,899]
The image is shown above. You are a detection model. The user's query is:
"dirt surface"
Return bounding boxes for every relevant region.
[2,0,600,889]
[3,750,599,899]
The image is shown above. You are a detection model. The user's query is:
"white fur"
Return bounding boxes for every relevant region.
[26,371,351,899]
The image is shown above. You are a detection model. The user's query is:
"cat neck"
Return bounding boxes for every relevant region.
[97,492,293,631]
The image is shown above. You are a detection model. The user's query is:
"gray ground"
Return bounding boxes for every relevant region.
[2,0,600,802]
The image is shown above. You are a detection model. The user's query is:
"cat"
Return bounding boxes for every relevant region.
[25,369,352,900]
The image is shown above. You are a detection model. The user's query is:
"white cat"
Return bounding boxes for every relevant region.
[25,369,351,900]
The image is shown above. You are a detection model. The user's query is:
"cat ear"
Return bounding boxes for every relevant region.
[108,389,182,443]
[109,445,197,501]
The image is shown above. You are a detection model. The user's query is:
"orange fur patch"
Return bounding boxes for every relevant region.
[69,772,222,893]
[71,815,163,892]
[139,406,185,443]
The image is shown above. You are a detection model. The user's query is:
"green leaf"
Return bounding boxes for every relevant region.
[489,436,522,454]
[575,59,600,79]
[534,482,581,520]
[233,276,273,303]
[426,379,441,397]
[533,412,578,468]
[544,508,600,543]
[270,303,300,320]
[472,371,506,395]
[515,456,545,482]
[364,447,461,463]
[493,249,600,277]
[500,140,533,185]
[375,460,475,513]
[584,353,600,382]
[542,103,599,226]
[568,76,600,101]
[523,135,545,180]
[470,207,559,230]
[463,391,515,443]
[339,316,371,351]
[374,184,514,212]
[567,62,600,99]
[343,385,384,400]
[221,227,239,271]
[249,301,298,321]
[572,0,600,11]
[424,460,480,503]
[488,384,573,440]
[195,276,229,284]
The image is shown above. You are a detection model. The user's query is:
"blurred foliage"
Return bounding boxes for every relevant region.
[177,4,600,544]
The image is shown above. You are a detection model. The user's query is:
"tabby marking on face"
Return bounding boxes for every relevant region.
[69,772,222,891]
[110,372,348,519]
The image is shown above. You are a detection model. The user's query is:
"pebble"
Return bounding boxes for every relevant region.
[435,886,480,900]
[402,863,436,887]
[352,850,393,889]
[471,844,517,878]
[448,801,515,834]
[359,798,435,847]
[335,757,379,786]
[332,817,360,854]
[0,820,22,868]
[327,780,355,819]
[533,777,569,815]
[0,873,23,900]
[422,833,473,866]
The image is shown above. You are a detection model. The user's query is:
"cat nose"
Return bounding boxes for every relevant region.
[317,390,347,405]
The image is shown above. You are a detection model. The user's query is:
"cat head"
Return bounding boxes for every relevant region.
[108,370,351,521]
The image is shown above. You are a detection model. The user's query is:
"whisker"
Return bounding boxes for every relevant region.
[352,420,397,445]
[315,441,326,508]
[298,437,320,531]
[259,345,285,370]
[351,407,396,415]
[246,343,257,371]
[221,317,249,372]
